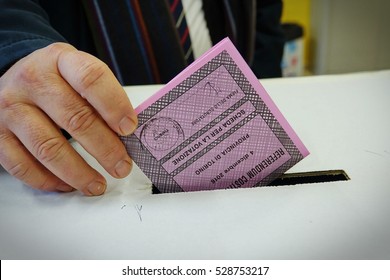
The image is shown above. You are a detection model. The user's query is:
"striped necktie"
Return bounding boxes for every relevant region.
[168,0,194,64]
[82,0,190,84]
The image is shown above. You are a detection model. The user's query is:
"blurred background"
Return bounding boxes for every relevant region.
[280,0,390,76]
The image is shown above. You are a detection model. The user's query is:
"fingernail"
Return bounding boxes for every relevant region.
[86,181,106,196]
[119,116,137,136]
[115,159,132,178]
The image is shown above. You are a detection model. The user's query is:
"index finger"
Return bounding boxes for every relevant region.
[57,50,138,136]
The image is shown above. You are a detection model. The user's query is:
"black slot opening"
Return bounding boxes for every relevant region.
[269,170,350,186]
[151,170,350,193]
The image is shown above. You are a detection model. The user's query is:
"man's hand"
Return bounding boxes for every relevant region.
[0,43,137,196]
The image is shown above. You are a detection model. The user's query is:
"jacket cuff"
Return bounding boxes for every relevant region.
[0,37,57,76]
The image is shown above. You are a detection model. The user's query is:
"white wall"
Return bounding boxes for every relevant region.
[311,0,390,74]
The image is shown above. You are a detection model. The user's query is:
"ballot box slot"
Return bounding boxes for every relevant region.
[151,170,350,193]
[269,169,350,186]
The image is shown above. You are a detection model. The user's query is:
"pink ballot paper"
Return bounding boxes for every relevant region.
[121,38,309,193]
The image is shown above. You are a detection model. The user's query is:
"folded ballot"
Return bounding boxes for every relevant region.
[121,38,309,193]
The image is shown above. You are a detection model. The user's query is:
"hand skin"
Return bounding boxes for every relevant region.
[0,43,138,196]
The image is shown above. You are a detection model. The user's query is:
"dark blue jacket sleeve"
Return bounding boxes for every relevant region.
[0,0,67,75]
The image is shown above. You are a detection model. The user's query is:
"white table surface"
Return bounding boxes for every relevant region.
[1,70,389,259]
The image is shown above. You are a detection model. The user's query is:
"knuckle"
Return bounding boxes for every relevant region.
[99,142,123,164]
[65,105,98,136]
[43,43,77,63]
[34,178,55,192]
[0,136,31,181]
[34,136,66,164]
[0,88,15,111]
[8,107,37,136]
[76,59,108,93]
[0,129,8,142]
[0,97,27,128]
[13,60,41,86]
[45,42,70,55]
[7,161,30,180]
[0,76,25,115]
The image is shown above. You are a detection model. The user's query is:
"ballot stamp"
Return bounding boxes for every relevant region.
[121,38,309,193]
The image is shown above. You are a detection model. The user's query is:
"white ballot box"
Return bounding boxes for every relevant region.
[1,70,389,259]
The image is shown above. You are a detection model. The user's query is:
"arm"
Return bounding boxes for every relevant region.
[0,0,67,74]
